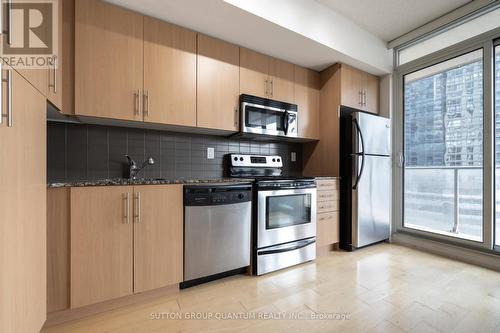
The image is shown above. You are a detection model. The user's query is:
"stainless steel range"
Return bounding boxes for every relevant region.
[229,154,317,275]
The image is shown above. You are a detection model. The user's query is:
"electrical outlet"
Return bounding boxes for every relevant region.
[207,147,215,160]
[291,152,297,162]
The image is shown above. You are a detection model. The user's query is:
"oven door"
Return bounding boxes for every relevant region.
[242,102,286,136]
[257,188,317,248]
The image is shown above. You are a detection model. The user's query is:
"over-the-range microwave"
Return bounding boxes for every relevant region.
[240,94,298,138]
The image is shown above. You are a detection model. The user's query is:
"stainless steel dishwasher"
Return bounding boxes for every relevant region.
[181,183,252,288]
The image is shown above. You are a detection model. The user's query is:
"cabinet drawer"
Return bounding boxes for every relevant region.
[317,200,339,214]
[315,179,338,191]
[316,212,339,246]
[317,190,339,202]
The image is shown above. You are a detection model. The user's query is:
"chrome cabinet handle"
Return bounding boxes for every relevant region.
[134,192,141,223]
[319,215,334,222]
[48,55,57,93]
[359,90,363,105]
[1,68,13,127]
[234,107,238,128]
[270,79,274,98]
[134,89,141,115]
[363,90,367,106]
[143,90,149,117]
[265,79,269,97]
[123,193,130,224]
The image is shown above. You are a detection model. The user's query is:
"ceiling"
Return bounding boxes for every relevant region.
[317,0,472,41]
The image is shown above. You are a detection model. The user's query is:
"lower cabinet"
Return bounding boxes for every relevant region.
[315,178,340,248]
[133,185,183,293]
[69,185,183,309]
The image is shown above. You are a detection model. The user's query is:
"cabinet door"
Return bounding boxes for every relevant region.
[295,66,319,139]
[269,57,294,103]
[197,34,239,131]
[240,48,269,99]
[0,68,46,333]
[316,212,339,247]
[144,17,196,127]
[363,73,380,114]
[47,0,74,112]
[133,185,183,293]
[75,0,143,121]
[70,186,133,308]
[340,65,364,110]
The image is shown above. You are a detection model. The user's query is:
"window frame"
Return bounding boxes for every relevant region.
[393,27,500,252]
[494,38,500,251]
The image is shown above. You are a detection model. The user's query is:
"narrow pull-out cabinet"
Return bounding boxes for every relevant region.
[315,178,340,248]
[0,67,47,333]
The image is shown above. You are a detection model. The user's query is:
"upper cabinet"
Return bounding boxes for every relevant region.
[48,0,75,113]
[295,66,320,140]
[240,48,269,99]
[240,48,294,103]
[197,35,240,132]
[144,17,197,127]
[268,57,295,103]
[75,0,144,121]
[339,64,379,114]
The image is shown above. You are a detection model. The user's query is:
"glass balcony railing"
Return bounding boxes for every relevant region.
[404,166,483,242]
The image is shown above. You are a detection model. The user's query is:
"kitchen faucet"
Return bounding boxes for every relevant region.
[126,155,155,180]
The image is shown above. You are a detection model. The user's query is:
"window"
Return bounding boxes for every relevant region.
[404,49,484,241]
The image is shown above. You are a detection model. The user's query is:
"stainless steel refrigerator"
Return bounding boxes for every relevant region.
[339,108,391,251]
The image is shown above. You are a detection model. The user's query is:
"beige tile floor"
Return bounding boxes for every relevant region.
[41,243,500,333]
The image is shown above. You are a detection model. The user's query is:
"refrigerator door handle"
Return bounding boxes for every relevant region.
[352,118,366,190]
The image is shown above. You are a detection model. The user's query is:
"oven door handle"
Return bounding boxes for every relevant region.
[258,238,316,255]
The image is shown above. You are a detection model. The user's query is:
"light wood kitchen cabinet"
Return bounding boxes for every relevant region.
[295,66,320,140]
[315,179,340,248]
[340,64,379,114]
[134,185,183,293]
[240,48,269,99]
[70,186,134,308]
[47,187,70,313]
[47,0,75,113]
[68,184,183,308]
[75,0,143,121]
[0,67,47,333]
[197,34,240,131]
[303,64,380,176]
[240,48,294,103]
[144,17,197,127]
[269,57,294,103]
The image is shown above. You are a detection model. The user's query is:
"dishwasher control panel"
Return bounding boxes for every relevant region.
[184,184,252,206]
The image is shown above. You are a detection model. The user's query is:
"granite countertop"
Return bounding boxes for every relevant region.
[48,178,254,188]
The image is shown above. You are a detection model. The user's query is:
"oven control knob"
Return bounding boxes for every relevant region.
[277,159,281,162]
[240,157,244,161]
[234,157,238,161]
[272,158,276,162]
[238,194,244,200]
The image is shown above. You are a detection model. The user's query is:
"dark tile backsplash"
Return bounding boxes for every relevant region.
[47,122,303,183]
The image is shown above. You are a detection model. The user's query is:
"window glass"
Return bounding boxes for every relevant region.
[404,49,484,241]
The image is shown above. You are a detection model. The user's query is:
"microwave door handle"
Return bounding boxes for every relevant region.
[283,110,289,135]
